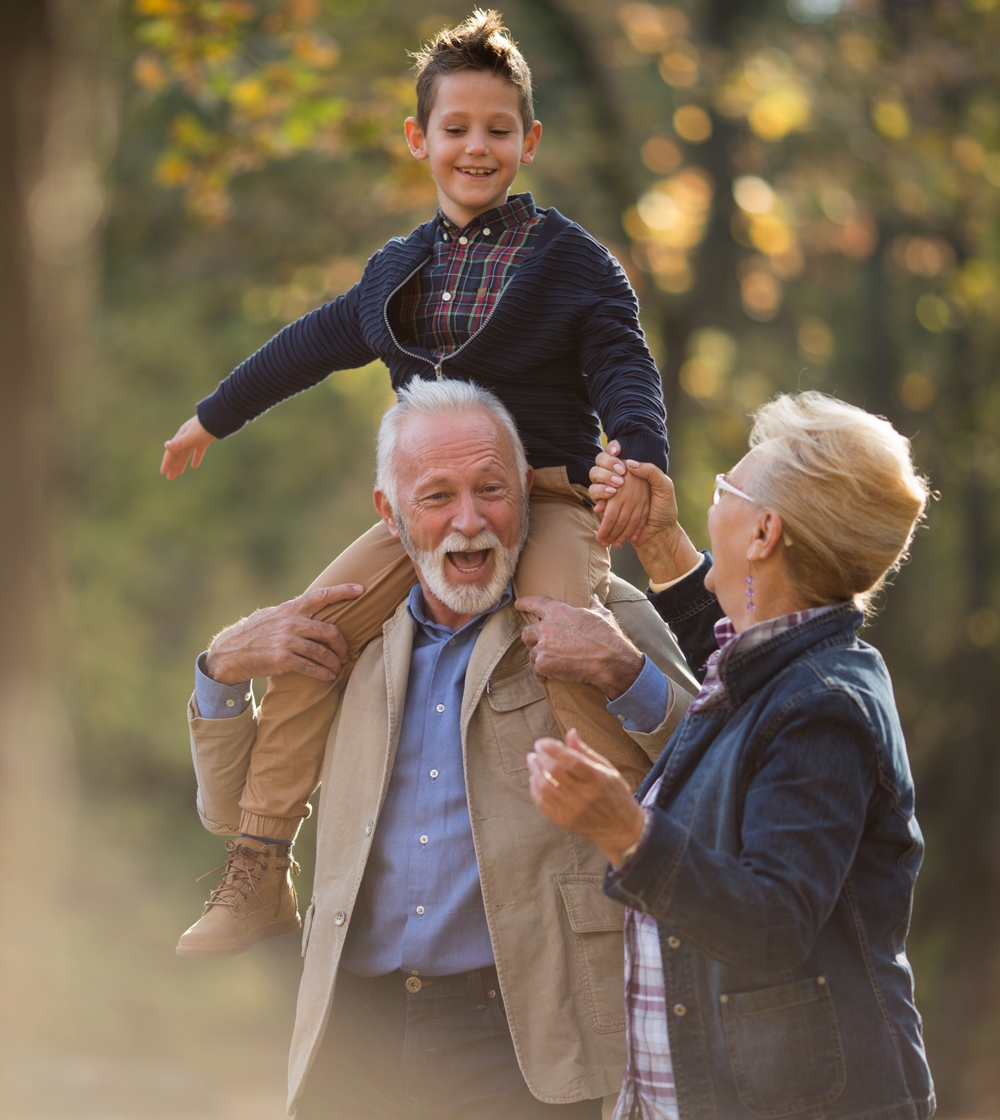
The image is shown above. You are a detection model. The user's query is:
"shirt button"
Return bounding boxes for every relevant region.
[616,713,626,722]
[365,820,373,835]
[448,638,455,646]
[458,236,468,245]
[334,910,346,925]
[244,693,251,702]
[226,699,235,708]
[436,703,445,713]
[667,936,681,949]
[430,769,439,779]
[483,227,491,235]
[442,234,449,241]
[416,905,425,915]
[673,1003,687,1017]
[441,291,452,301]
[420,835,429,845]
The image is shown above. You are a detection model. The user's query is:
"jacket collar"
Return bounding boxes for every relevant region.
[715,602,864,711]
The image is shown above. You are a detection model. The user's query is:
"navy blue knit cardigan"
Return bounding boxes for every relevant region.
[197,207,668,487]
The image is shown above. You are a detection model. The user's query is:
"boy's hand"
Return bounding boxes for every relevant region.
[594,449,651,548]
[161,415,216,480]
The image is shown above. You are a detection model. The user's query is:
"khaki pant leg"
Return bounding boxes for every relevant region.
[239,521,416,841]
[516,469,650,792]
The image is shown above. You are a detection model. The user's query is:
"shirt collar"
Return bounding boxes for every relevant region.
[406,580,513,639]
[437,192,536,241]
[690,604,841,713]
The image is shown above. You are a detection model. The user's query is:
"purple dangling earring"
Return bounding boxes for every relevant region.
[745,568,756,612]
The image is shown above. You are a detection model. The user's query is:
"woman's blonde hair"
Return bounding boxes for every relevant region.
[747,392,929,614]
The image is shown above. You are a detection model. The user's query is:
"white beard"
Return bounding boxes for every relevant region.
[396,500,529,617]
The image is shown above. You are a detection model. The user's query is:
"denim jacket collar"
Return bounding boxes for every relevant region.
[716,602,864,711]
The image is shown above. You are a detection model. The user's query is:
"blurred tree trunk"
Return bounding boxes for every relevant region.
[0,0,108,1096]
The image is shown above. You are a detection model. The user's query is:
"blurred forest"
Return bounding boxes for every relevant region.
[2,0,999,1116]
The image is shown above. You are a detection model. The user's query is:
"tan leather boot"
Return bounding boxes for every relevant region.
[176,840,301,957]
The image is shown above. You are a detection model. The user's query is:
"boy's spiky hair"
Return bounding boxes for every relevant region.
[411,10,534,132]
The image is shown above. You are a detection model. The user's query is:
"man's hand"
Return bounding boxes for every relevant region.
[516,594,644,699]
[589,442,701,582]
[204,583,364,685]
[161,414,216,479]
[527,729,646,866]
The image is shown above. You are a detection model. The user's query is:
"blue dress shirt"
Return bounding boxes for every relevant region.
[340,583,513,977]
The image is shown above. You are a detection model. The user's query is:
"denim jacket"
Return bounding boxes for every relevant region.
[605,557,935,1120]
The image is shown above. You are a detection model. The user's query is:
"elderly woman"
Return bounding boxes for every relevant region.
[521,393,935,1120]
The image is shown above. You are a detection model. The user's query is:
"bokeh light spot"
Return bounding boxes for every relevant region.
[898,371,936,411]
[674,105,712,143]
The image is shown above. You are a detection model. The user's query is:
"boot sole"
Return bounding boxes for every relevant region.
[175,915,302,957]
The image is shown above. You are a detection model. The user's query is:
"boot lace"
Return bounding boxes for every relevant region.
[196,840,300,911]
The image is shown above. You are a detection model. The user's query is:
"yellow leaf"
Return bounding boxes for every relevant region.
[133,53,168,91]
[154,152,194,187]
[135,0,180,15]
[872,100,910,140]
[748,87,811,142]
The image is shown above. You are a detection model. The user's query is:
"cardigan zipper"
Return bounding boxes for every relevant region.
[381,254,518,381]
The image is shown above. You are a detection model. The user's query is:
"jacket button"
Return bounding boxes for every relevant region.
[719,994,729,1005]
[673,1003,687,1017]
[334,910,346,925]
[667,936,681,949]
[817,975,827,986]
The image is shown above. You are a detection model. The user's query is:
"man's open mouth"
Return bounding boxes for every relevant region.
[447,549,492,574]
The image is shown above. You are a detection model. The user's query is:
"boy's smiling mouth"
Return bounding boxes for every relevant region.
[457,167,496,177]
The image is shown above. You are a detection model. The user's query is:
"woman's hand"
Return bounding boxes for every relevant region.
[161,414,216,479]
[590,442,702,583]
[527,729,646,866]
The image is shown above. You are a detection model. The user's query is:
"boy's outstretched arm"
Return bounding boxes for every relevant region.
[161,414,216,480]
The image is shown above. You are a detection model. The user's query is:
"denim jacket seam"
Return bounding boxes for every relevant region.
[842,877,909,1077]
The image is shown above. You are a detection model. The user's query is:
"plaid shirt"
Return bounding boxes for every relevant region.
[397,193,543,362]
[613,605,836,1120]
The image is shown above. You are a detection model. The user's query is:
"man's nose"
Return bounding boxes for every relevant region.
[451,493,488,537]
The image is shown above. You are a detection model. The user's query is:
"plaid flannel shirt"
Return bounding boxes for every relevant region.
[397,192,543,361]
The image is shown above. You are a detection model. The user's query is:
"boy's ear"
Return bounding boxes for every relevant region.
[520,120,542,165]
[404,117,428,161]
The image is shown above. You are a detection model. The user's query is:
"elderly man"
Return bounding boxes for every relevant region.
[186,380,697,1118]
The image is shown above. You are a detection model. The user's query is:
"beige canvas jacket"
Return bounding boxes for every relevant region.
[187,576,698,1112]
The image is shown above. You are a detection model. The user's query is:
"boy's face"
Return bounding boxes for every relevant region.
[405,70,542,228]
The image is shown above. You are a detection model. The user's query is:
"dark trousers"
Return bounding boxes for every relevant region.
[295,967,604,1120]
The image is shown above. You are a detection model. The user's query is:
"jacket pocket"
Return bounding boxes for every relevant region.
[722,976,846,1118]
[558,875,626,1034]
[486,661,551,775]
[300,899,316,958]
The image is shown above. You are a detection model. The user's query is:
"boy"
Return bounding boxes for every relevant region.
[167,10,668,956]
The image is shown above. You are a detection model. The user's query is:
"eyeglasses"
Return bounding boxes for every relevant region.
[712,474,757,506]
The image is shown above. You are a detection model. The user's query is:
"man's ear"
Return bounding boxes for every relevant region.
[404,117,428,160]
[374,489,400,538]
[520,120,542,165]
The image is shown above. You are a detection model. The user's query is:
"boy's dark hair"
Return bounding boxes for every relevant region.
[412,10,534,133]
